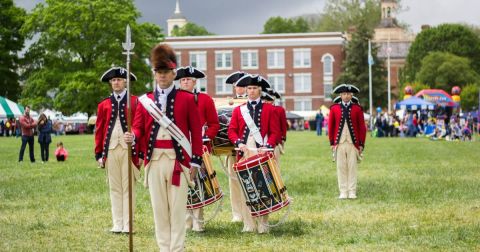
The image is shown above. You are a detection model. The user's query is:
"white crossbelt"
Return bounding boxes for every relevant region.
[138,94,192,158]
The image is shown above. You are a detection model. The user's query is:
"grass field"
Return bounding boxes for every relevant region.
[0,132,479,251]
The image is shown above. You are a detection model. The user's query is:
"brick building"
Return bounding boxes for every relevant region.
[165,33,346,111]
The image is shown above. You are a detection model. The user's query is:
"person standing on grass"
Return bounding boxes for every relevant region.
[37,113,52,163]
[224,71,248,223]
[124,44,203,251]
[228,74,281,233]
[176,66,220,233]
[316,110,324,136]
[328,84,366,200]
[94,66,141,234]
[18,106,36,163]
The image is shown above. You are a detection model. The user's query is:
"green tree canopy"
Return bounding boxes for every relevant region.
[415,52,479,91]
[313,0,384,32]
[336,18,387,110]
[262,16,310,34]
[405,23,480,82]
[171,22,214,36]
[0,0,26,101]
[459,83,480,111]
[20,0,162,115]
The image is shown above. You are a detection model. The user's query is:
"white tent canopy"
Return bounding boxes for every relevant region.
[63,112,88,124]
[0,96,24,119]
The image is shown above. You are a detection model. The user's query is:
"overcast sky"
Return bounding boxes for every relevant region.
[14,0,480,35]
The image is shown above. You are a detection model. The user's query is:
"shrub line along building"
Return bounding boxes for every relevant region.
[165,0,412,112]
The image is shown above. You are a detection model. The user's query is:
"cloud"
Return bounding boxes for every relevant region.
[14,0,480,35]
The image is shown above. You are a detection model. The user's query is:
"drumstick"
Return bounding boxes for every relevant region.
[234,147,274,151]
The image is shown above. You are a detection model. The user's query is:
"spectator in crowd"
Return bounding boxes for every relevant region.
[37,113,53,163]
[5,118,11,136]
[18,106,37,162]
[304,120,310,130]
[55,142,69,161]
[15,118,21,137]
[315,111,324,136]
[0,120,4,136]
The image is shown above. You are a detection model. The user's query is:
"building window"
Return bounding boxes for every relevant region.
[322,54,334,75]
[241,50,258,69]
[294,48,311,68]
[294,73,312,93]
[196,78,207,93]
[267,74,285,93]
[175,52,181,67]
[324,79,333,99]
[215,51,232,70]
[294,98,312,111]
[189,51,207,70]
[215,75,232,95]
[322,54,335,99]
[267,49,285,69]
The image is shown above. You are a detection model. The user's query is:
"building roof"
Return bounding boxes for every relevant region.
[165,32,346,49]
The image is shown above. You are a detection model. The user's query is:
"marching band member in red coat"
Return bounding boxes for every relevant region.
[94,67,140,234]
[225,71,249,223]
[124,44,203,251]
[262,88,288,164]
[228,74,281,234]
[328,84,366,200]
[176,66,220,232]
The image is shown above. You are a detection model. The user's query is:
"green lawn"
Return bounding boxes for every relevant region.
[0,133,479,251]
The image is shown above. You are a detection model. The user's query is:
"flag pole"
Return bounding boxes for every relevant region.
[387,35,392,114]
[122,24,135,252]
[368,39,373,131]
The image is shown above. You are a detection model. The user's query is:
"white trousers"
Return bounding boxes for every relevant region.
[106,145,138,232]
[227,154,243,221]
[148,155,188,252]
[336,142,358,194]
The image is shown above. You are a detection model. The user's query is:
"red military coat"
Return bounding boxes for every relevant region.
[132,89,203,168]
[195,92,220,141]
[328,103,366,150]
[275,105,288,144]
[228,101,281,160]
[195,92,220,153]
[94,94,141,167]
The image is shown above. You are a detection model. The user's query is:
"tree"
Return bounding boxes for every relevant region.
[262,16,310,34]
[459,83,480,111]
[20,0,162,115]
[336,18,387,109]
[0,0,26,101]
[415,52,479,91]
[171,22,214,36]
[313,0,386,32]
[405,23,480,82]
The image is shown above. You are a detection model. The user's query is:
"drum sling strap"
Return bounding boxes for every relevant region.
[240,104,266,146]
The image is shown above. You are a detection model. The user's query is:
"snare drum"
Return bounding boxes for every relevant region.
[187,146,223,209]
[233,152,290,217]
[211,97,246,156]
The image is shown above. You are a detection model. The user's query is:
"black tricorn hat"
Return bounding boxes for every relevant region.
[333,83,360,94]
[333,95,359,104]
[174,66,205,80]
[262,88,281,101]
[236,74,271,91]
[100,67,137,82]
[262,92,274,101]
[225,71,247,85]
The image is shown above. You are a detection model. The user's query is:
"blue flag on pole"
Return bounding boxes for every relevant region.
[368,42,374,66]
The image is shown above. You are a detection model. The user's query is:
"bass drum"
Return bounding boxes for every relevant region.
[211,97,246,156]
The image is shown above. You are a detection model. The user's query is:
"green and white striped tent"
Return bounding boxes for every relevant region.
[0,96,24,119]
